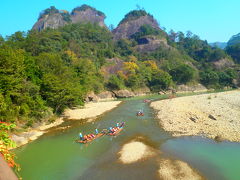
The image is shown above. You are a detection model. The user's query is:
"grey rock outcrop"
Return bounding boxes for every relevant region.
[177,84,207,93]
[32,5,106,31]
[112,89,135,98]
[135,36,169,53]
[11,134,29,147]
[113,15,160,40]
[85,91,99,102]
[101,58,124,79]
[133,87,151,96]
[97,91,115,100]
[32,13,67,31]
[71,7,106,27]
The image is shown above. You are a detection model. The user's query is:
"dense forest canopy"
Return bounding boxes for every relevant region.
[0,7,239,126]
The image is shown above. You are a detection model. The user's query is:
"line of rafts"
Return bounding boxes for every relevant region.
[76,122,125,144]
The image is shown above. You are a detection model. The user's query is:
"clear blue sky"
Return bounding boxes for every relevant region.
[1,0,239,42]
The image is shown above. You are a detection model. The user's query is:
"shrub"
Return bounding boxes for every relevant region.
[170,64,195,84]
[149,70,172,91]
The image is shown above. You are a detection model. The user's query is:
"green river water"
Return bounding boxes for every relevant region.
[14,95,240,180]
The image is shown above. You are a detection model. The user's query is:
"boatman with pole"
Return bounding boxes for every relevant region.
[79,133,83,140]
[95,128,99,134]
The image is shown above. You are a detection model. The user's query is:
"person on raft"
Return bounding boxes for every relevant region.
[120,122,125,127]
[79,133,96,141]
[79,133,83,140]
[137,110,144,116]
[109,124,121,133]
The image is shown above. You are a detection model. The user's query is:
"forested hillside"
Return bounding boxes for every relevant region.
[0,5,239,126]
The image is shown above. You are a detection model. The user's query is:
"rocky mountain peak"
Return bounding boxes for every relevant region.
[32,6,70,31]
[71,5,106,27]
[32,5,106,31]
[113,10,160,40]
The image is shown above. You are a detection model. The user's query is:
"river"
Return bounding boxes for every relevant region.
[14,95,240,180]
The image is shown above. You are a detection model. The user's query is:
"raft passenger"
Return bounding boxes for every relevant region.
[79,133,83,140]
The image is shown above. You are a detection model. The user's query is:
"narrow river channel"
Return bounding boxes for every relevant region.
[14,95,240,180]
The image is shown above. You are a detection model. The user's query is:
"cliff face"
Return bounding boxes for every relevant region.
[135,36,170,53]
[113,15,160,40]
[112,11,169,53]
[71,8,106,27]
[32,5,106,31]
[32,13,67,31]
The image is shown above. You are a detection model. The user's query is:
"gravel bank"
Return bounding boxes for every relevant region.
[150,90,240,142]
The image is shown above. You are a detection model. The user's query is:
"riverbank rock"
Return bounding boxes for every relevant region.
[97,91,115,100]
[113,89,135,98]
[177,84,207,93]
[11,130,44,147]
[11,135,29,147]
[85,91,99,102]
[133,87,151,96]
[158,89,175,95]
[208,114,217,120]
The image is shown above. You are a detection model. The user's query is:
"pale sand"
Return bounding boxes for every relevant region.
[118,140,203,179]
[158,159,203,180]
[64,101,122,122]
[118,141,155,164]
[12,101,121,148]
[150,90,240,142]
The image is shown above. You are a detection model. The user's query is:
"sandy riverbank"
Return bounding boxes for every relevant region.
[64,101,122,122]
[150,90,240,142]
[11,101,122,148]
[118,137,203,179]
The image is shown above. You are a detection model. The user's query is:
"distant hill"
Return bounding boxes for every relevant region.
[227,33,240,46]
[209,42,227,49]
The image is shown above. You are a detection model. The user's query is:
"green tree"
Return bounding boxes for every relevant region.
[0,46,25,95]
[170,64,195,84]
[106,75,125,90]
[149,70,172,91]
[41,74,83,113]
[200,70,219,87]
[209,48,227,62]
[36,53,84,113]
[226,44,240,63]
